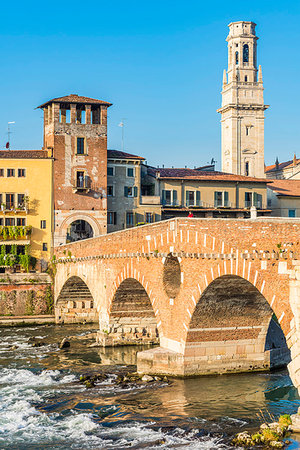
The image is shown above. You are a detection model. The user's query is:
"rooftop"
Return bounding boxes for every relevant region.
[37,94,112,109]
[267,179,300,197]
[265,156,300,173]
[0,150,48,159]
[155,167,268,183]
[107,149,145,160]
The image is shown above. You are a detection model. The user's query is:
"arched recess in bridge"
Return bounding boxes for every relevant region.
[184,275,290,375]
[56,276,98,324]
[98,277,160,347]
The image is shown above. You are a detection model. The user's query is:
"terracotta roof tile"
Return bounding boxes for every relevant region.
[267,179,300,197]
[37,94,112,108]
[156,167,267,183]
[0,150,48,159]
[265,159,300,173]
[107,149,145,160]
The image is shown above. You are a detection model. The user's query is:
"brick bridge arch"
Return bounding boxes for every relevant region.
[54,218,300,394]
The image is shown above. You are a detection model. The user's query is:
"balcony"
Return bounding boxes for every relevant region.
[0,225,32,242]
[244,201,266,210]
[141,196,161,205]
[1,203,28,214]
[72,176,91,193]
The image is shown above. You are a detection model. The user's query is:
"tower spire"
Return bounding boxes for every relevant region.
[217,21,269,178]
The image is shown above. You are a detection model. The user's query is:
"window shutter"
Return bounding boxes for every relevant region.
[172,190,177,206]
[186,190,189,206]
[196,191,200,206]
[253,192,258,207]
[224,191,229,206]
[124,186,128,197]
[134,186,138,197]
[114,212,117,225]
[214,191,218,207]
[162,190,166,205]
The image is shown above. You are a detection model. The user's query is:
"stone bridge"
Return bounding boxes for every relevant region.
[54,218,300,393]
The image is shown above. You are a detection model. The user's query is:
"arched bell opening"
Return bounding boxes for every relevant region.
[98,278,159,347]
[184,275,290,375]
[56,276,97,324]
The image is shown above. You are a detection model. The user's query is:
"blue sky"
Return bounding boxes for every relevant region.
[0,0,299,169]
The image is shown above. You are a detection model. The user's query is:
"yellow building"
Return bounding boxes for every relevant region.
[0,150,53,271]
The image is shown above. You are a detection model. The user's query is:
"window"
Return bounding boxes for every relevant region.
[245,161,249,176]
[235,51,239,65]
[76,106,86,124]
[244,76,248,82]
[42,243,48,251]
[17,194,25,209]
[289,209,296,218]
[214,191,229,207]
[17,218,26,226]
[91,106,101,124]
[76,137,85,155]
[6,193,14,210]
[76,171,85,188]
[108,212,117,225]
[18,168,26,177]
[127,167,134,177]
[145,212,153,223]
[162,189,177,206]
[5,218,15,226]
[245,192,263,208]
[0,218,3,226]
[107,185,114,197]
[0,169,4,177]
[243,44,249,63]
[246,126,251,136]
[185,190,201,207]
[60,105,71,123]
[107,167,114,176]
[41,220,46,229]
[7,169,15,177]
[126,212,134,226]
[124,186,138,197]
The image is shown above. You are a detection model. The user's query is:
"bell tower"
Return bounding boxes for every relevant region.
[217,21,269,178]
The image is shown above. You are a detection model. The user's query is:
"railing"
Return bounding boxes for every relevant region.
[141,196,161,205]
[73,176,91,191]
[1,203,28,213]
[0,225,32,241]
[214,200,232,208]
[244,201,266,209]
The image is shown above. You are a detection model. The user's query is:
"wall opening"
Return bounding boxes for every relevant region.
[56,276,97,324]
[66,220,93,243]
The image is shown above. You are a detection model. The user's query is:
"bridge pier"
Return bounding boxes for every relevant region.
[287,262,300,393]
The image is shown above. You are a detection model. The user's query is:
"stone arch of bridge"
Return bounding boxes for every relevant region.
[98,275,161,346]
[183,274,290,375]
[55,275,98,324]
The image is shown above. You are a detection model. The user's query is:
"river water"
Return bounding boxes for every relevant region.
[0,324,300,449]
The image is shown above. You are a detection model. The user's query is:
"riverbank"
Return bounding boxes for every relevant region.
[0,323,300,449]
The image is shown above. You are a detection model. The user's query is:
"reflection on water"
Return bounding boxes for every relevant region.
[0,324,300,449]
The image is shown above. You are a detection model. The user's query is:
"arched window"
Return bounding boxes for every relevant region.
[243,44,249,63]
[235,51,239,65]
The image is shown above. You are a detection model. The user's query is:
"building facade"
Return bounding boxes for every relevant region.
[265,155,300,180]
[0,150,53,271]
[218,21,268,178]
[38,94,111,246]
[267,180,300,218]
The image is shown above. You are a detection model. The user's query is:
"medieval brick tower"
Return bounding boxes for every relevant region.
[217,21,268,178]
[38,94,112,246]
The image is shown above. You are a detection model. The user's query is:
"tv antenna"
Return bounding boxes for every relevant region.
[7,121,15,150]
[118,118,127,152]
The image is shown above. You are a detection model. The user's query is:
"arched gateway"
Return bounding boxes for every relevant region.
[54,218,300,395]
